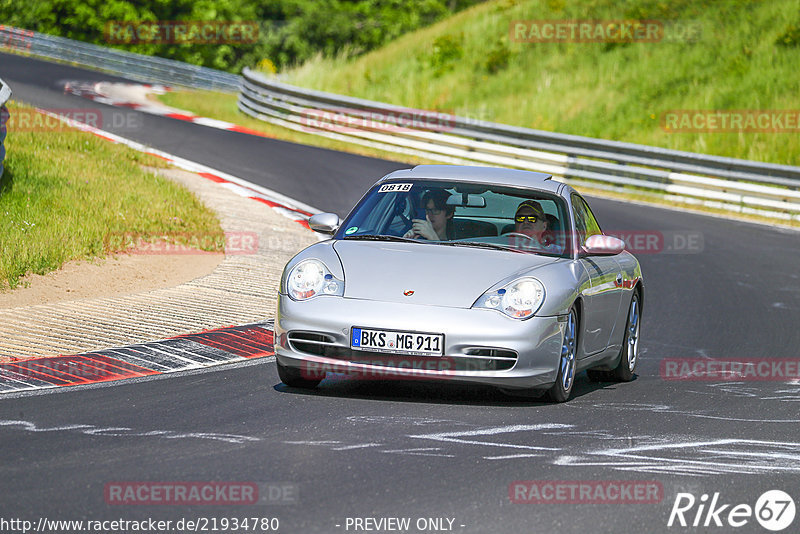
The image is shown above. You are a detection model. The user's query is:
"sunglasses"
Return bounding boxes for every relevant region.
[515,215,541,223]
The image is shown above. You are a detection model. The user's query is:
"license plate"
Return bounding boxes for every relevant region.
[351,327,444,356]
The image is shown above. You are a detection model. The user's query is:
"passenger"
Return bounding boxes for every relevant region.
[404,188,455,240]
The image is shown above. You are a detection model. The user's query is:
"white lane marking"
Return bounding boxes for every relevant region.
[556,437,800,475]
[576,401,800,421]
[0,419,259,443]
[125,344,209,368]
[484,454,543,460]
[220,182,260,197]
[82,427,134,435]
[284,440,341,446]
[555,461,718,477]
[192,117,236,129]
[679,413,800,422]
[409,423,570,451]
[331,443,382,451]
[0,420,93,432]
[101,349,174,372]
[701,448,800,462]
[600,438,800,455]
[381,448,455,458]
[539,430,620,439]
[271,206,309,221]
[346,415,469,426]
[0,369,52,389]
[145,342,221,365]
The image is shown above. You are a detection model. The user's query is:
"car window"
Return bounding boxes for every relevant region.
[571,194,602,247]
[336,179,571,258]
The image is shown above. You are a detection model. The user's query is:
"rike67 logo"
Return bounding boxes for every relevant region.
[668,490,796,531]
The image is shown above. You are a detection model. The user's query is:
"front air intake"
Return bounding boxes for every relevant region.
[287,331,336,355]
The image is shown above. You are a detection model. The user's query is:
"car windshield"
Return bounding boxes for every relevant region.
[335,179,572,258]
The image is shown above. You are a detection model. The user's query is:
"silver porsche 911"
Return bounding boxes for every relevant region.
[274,165,643,402]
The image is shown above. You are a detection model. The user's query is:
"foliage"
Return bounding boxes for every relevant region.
[427,33,464,76]
[484,39,510,73]
[0,0,484,72]
[776,22,800,47]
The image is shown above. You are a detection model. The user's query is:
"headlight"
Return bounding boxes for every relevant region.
[474,277,545,319]
[286,259,344,300]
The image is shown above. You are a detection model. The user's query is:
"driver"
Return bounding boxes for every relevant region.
[510,200,561,253]
[403,188,455,240]
[514,200,547,239]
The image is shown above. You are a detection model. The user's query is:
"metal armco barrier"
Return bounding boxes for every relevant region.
[240,67,800,221]
[0,25,240,92]
[0,77,10,181]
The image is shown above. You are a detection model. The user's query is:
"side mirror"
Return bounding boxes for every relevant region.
[307,213,340,235]
[583,234,625,256]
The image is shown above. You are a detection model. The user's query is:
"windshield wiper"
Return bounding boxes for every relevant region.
[342,235,529,253]
[437,241,523,253]
[343,234,421,243]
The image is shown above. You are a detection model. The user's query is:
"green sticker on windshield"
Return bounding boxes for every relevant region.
[345,226,358,235]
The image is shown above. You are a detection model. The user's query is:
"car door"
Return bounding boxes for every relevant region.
[572,194,623,356]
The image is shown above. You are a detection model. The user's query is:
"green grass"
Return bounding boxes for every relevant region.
[281,0,800,166]
[0,102,223,289]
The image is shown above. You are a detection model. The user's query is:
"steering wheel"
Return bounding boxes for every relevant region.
[504,232,537,242]
[504,232,543,249]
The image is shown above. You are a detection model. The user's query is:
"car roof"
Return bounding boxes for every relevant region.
[377,165,563,194]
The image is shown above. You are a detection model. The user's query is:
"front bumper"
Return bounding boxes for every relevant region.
[275,293,564,390]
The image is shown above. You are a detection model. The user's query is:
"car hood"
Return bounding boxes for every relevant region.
[333,240,559,308]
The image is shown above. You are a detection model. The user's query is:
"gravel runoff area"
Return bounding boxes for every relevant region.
[0,167,318,362]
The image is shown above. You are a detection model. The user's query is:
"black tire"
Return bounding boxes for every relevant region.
[547,306,578,402]
[277,359,323,389]
[612,290,641,382]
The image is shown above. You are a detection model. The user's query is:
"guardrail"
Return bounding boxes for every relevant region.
[0,25,240,92]
[240,67,800,222]
[0,77,10,181]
